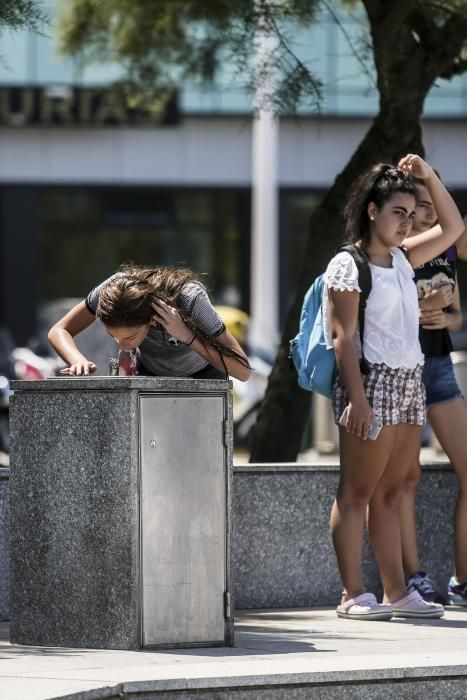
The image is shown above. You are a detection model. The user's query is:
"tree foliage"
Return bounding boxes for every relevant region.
[0,1,48,69]
[58,0,467,114]
[58,0,322,112]
[0,0,47,32]
[250,0,467,462]
[58,0,467,461]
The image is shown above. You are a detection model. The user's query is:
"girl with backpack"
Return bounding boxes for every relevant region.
[325,154,464,620]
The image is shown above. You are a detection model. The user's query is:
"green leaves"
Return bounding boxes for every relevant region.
[57,0,322,115]
[56,0,467,115]
[0,0,48,31]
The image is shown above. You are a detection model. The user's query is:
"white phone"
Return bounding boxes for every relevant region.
[339,406,382,440]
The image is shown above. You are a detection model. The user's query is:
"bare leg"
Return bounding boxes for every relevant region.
[399,457,423,576]
[331,425,397,601]
[368,424,423,603]
[429,397,467,582]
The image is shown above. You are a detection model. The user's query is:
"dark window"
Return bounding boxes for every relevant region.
[39,187,250,309]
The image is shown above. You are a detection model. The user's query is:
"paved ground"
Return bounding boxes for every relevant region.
[1,607,467,700]
[0,448,458,698]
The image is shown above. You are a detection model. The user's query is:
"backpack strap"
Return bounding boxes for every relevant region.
[338,244,372,375]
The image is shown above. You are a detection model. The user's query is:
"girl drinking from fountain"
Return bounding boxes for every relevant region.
[48,264,251,382]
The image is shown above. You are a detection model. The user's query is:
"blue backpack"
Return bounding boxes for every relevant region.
[290,245,372,398]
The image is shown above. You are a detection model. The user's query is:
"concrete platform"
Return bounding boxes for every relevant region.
[1,607,467,699]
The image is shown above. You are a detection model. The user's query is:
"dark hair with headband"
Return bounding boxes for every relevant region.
[342,164,417,251]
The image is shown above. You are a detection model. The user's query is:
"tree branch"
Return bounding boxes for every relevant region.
[362,0,414,32]
[431,12,467,79]
[442,57,467,78]
[424,0,466,15]
[439,8,467,41]
[321,0,376,89]
[256,3,322,113]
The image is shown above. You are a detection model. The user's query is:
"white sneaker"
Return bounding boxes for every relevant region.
[392,590,444,618]
[337,592,393,620]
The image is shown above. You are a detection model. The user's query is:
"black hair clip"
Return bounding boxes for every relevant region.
[377,165,405,183]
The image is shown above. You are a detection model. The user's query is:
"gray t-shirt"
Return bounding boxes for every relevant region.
[85,276,225,377]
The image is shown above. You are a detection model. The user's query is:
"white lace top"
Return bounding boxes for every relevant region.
[323,247,424,369]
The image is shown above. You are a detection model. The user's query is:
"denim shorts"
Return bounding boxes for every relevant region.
[422,355,463,409]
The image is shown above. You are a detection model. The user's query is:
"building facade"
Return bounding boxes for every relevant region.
[0,5,466,347]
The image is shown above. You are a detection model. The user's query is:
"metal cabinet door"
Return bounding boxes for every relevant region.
[139,394,227,646]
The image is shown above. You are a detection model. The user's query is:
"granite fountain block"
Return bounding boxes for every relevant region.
[9,377,233,650]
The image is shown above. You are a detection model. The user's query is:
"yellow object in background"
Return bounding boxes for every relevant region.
[214,306,249,346]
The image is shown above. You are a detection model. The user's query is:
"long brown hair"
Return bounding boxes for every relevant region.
[96,263,250,369]
[96,264,199,327]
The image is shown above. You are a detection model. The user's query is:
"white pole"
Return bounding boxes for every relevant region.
[249,29,279,357]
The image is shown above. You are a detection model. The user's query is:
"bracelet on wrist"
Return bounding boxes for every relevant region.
[184,333,197,347]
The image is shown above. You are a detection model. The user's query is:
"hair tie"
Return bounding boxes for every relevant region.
[377,166,405,184]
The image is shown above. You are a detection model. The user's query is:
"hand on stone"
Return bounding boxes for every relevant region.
[60,360,97,376]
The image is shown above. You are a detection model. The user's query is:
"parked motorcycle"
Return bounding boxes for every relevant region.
[0,328,14,461]
[12,347,57,381]
[0,375,9,459]
[0,327,57,460]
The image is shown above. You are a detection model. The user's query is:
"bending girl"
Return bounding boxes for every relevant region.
[48,264,251,382]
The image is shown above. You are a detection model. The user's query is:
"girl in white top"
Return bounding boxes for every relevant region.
[326,154,464,621]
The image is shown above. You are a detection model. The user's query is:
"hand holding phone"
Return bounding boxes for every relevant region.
[367,416,383,440]
[339,405,382,440]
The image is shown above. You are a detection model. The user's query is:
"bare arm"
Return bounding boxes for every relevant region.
[419,280,463,333]
[151,298,251,381]
[455,215,467,261]
[399,156,464,268]
[188,329,251,381]
[48,300,97,375]
[329,288,373,439]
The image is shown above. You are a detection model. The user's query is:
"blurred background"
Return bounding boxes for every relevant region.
[1,0,467,461]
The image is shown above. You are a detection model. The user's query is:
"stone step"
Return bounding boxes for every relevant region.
[33,666,467,699]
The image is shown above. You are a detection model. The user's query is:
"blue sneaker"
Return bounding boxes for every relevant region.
[448,577,467,606]
[407,571,447,606]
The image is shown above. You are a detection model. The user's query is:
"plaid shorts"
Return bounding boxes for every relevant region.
[332,363,426,426]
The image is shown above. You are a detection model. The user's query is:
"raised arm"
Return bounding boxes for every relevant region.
[455,215,467,261]
[48,300,97,375]
[190,328,251,381]
[151,297,251,381]
[400,155,464,268]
